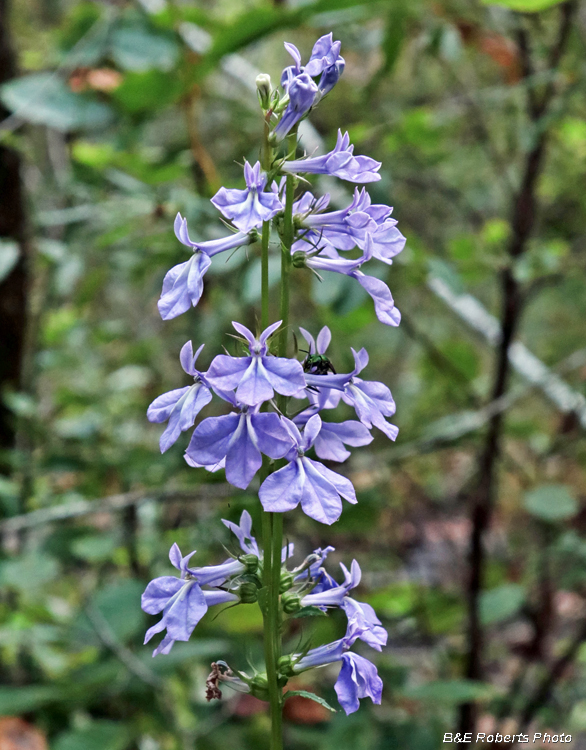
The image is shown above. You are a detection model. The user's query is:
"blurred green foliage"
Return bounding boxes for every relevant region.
[0,0,585,748]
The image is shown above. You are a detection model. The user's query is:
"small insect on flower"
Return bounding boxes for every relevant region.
[303,352,337,376]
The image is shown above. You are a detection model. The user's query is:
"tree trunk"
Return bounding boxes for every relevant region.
[0,0,29,474]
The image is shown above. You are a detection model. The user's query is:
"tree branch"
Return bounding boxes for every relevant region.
[458,2,577,735]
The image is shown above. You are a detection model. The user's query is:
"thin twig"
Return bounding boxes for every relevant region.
[85,602,163,689]
[0,484,236,534]
[458,2,577,735]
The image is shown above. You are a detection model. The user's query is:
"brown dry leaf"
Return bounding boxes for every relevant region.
[283,695,332,725]
[231,693,267,718]
[0,718,47,750]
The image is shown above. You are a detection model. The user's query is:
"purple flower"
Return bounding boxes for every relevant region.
[298,325,332,358]
[211,162,283,233]
[274,72,318,142]
[280,42,303,91]
[259,414,357,525]
[283,130,381,183]
[185,400,293,490]
[291,626,383,715]
[222,509,259,556]
[305,347,398,440]
[147,341,212,453]
[294,188,405,265]
[301,559,360,608]
[313,420,373,462]
[342,597,388,652]
[335,652,383,715]
[141,543,238,656]
[370,218,406,265]
[223,509,294,562]
[296,236,401,327]
[305,33,345,95]
[206,321,306,407]
[341,348,398,440]
[294,545,336,585]
[159,213,254,320]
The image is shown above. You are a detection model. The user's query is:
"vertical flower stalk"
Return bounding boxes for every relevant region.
[142,33,405,750]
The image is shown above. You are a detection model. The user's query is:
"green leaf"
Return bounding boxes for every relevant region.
[288,606,328,619]
[0,240,19,283]
[0,73,114,131]
[524,484,578,521]
[111,69,183,113]
[402,679,496,704]
[480,584,525,625]
[109,24,179,72]
[72,580,145,645]
[0,685,61,714]
[71,534,117,562]
[480,0,565,10]
[193,0,383,80]
[53,721,130,750]
[0,552,60,594]
[285,690,337,712]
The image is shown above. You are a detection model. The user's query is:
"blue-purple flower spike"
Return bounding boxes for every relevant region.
[145,30,406,732]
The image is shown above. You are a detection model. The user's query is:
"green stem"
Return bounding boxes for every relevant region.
[259,121,284,750]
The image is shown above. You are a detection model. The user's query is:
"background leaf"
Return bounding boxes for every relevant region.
[524,484,578,522]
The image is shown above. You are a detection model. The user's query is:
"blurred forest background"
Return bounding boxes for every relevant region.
[1,0,586,748]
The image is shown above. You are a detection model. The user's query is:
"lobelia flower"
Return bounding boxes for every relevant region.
[305,346,398,441]
[294,410,373,463]
[342,597,388,651]
[280,42,303,91]
[147,341,212,452]
[300,559,360,608]
[282,130,381,183]
[259,414,357,525]
[222,509,259,556]
[294,187,406,265]
[206,321,305,407]
[185,393,293,490]
[222,509,294,562]
[295,235,401,327]
[141,543,238,656]
[335,651,383,715]
[274,72,318,142]
[211,162,283,233]
[291,626,383,715]
[304,33,345,96]
[301,557,388,650]
[159,213,255,320]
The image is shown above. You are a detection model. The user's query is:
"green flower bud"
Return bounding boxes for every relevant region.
[277,654,295,677]
[240,554,259,574]
[281,591,301,614]
[239,581,258,604]
[249,674,269,701]
[279,571,294,594]
[256,74,272,110]
[292,251,307,269]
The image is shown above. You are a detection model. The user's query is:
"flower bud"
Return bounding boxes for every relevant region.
[281,591,302,614]
[277,654,295,677]
[279,571,294,593]
[249,674,269,701]
[256,74,272,110]
[238,582,258,604]
[292,251,307,269]
[240,554,259,574]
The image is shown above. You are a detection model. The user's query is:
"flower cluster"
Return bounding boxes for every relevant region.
[147,324,397,525]
[144,32,403,726]
[155,36,404,327]
[142,512,385,715]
